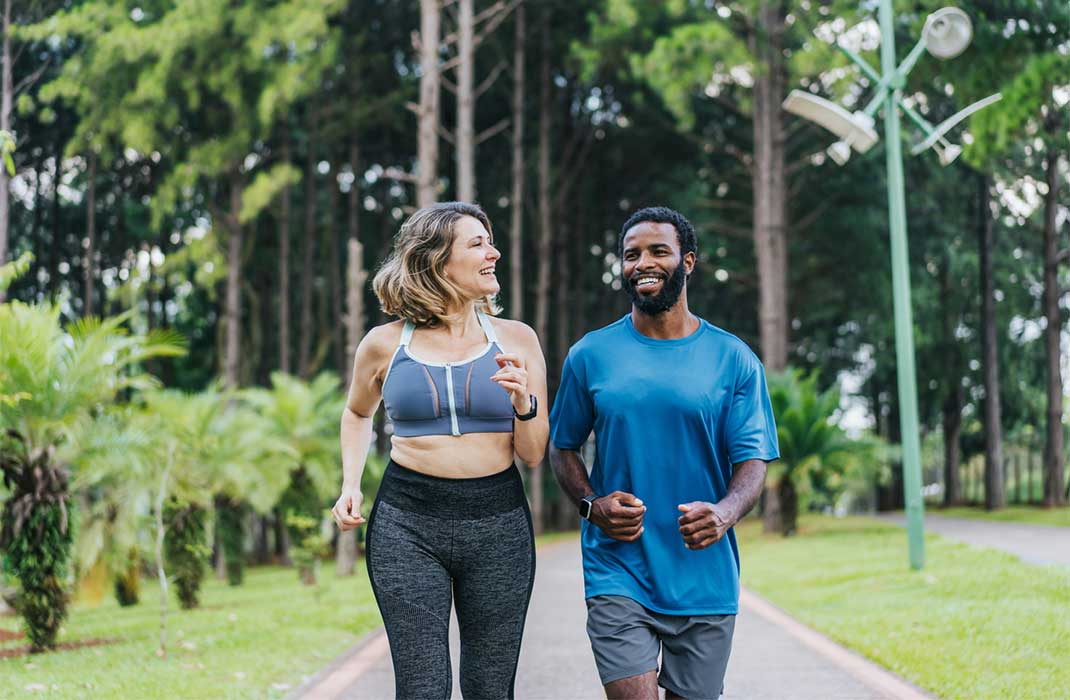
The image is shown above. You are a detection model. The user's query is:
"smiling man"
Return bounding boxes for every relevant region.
[549,206,780,700]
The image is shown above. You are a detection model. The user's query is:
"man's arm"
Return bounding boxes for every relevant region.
[677,458,768,550]
[549,445,645,542]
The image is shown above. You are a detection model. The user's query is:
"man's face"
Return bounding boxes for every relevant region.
[620,222,695,316]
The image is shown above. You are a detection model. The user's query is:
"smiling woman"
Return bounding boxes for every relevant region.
[332,201,549,700]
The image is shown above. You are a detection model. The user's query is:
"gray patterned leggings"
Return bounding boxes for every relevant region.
[366,460,535,700]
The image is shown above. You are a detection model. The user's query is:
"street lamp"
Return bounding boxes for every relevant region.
[783,4,1002,570]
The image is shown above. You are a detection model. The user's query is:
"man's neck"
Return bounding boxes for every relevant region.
[630,297,698,340]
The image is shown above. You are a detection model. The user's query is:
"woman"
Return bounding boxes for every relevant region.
[332,201,549,700]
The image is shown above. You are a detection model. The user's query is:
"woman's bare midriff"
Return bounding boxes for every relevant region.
[389,431,518,478]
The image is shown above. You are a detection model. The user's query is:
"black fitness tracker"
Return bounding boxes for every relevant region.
[513,394,538,421]
[579,494,597,520]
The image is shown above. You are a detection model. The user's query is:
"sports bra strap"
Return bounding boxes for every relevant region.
[399,321,415,346]
[477,311,498,343]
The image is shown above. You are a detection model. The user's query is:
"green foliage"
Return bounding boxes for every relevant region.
[113,548,141,607]
[162,501,210,610]
[0,129,14,176]
[238,163,301,224]
[0,432,75,651]
[284,510,328,585]
[27,0,348,228]
[0,251,34,303]
[215,498,248,586]
[767,369,883,533]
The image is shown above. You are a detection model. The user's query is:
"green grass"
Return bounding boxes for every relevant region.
[0,562,380,699]
[927,505,1070,527]
[737,516,1070,700]
[0,532,580,699]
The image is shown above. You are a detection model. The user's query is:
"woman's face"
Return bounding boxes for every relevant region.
[443,215,501,300]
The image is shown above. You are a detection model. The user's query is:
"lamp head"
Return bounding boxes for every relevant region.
[827,141,852,165]
[923,8,972,59]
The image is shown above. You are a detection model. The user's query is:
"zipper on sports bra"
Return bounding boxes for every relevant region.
[444,363,461,436]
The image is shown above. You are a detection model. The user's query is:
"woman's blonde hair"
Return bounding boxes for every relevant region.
[372,202,502,326]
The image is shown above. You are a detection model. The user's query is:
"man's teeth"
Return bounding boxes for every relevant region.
[636,277,661,287]
[480,269,495,275]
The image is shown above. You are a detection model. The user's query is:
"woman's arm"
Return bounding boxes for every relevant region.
[332,324,396,530]
[492,321,549,466]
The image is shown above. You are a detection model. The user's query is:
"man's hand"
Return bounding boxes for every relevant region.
[677,501,734,550]
[590,491,645,542]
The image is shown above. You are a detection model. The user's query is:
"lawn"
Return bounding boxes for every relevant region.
[737,516,1070,700]
[0,562,380,699]
[926,505,1070,527]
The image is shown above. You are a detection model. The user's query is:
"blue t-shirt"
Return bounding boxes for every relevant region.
[549,314,780,615]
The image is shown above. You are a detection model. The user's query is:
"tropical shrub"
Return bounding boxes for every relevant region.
[163,500,211,609]
[766,369,882,536]
[0,256,184,648]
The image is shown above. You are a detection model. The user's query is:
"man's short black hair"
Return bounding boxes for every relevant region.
[618,206,697,259]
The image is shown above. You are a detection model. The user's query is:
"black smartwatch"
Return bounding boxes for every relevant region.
[513,394,537,421]
[579,495,597,521]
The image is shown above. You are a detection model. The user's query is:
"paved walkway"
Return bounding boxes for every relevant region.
[297,538,931,700]
[876,513,1070,567]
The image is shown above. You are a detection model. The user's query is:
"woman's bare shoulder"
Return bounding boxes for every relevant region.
[488,316,540,349]
[358,321,406,360]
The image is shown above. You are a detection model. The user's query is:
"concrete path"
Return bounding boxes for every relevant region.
[298,538,932,700]
[877,513,1070,567]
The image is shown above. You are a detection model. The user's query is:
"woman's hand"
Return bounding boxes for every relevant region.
[491,352,531,414]
[331,486,367,531]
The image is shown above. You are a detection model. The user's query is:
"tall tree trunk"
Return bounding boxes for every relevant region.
[298,130,317,379]
[279,137,293,374]
[510,1,525,320]
[456,0,475,202]
[754,4,789,534]
[337,145,366,577]
[978,174,1004,509]
[223,173,244,389]
[344,142,366,385]
[417,0,441,208]
[752,3,789,372]
[529,10,553,535]
[83,153,97,316]
[0,0,11,296]
[50,140,61,297]
[940,255,963,506]
[1042,149,1065,507]
[328,161,346,377]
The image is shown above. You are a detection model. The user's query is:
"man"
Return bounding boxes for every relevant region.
[549,206,779,700]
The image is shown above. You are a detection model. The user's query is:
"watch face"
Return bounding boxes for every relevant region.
[580,498,593,520]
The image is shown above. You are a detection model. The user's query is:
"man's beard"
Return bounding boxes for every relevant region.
[625,262,687,316]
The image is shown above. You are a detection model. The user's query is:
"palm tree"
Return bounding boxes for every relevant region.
[765,369,881,536]
[241,371,346,582]
[0,257,184,650]
[139,388,293,591]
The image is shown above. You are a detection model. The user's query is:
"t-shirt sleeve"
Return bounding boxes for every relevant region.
[726,352,780,464]
[549,349,595,450]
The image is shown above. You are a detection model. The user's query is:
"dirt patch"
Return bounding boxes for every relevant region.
[0,629,24,642]
[0,637,117,658]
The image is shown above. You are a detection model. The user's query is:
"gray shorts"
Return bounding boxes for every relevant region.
[586,595,735,699]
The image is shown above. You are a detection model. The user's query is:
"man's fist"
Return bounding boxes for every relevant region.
[677,501,733,550]
[590,491,645,542]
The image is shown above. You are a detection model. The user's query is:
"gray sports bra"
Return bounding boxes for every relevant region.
[381,312,515,437]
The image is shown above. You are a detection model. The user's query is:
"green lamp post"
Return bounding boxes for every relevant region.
[782,5,1002,570]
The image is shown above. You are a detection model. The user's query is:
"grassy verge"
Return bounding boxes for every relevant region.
[736,516,1070,700]
[0,531,580,699]
[925,505,1069,527]
[1,562,380,699]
